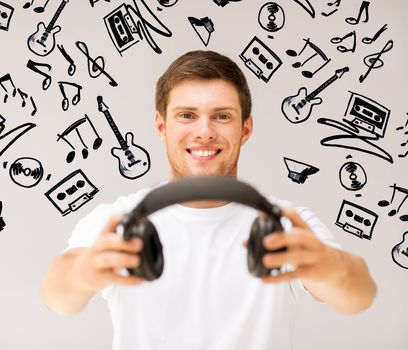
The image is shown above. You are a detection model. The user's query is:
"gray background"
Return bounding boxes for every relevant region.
[0,0,407,349]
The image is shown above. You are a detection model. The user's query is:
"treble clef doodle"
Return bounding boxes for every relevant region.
[359,40,393,83]
[75,41,118,87]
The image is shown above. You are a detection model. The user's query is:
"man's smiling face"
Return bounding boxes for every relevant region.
[155,79,253,180]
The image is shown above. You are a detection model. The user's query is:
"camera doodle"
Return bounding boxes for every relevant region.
[45,169,99,216]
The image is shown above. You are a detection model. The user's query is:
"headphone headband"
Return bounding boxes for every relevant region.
[129,176,281,219]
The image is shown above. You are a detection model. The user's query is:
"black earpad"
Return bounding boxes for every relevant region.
[247,215,286,277]
[123,218,164,281]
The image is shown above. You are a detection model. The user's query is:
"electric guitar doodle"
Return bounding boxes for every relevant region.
[281,66,349,124]
[27,0,69,57]
[392,232,408,269]
[97,96,151,180]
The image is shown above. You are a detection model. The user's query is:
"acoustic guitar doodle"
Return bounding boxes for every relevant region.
[97,96,151,180]
[27,0,69,56]
[281,66,349,124]
[392,232,408,269]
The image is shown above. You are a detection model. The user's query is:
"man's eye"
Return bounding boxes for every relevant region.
[180,113,194,119]
[215,114,230,120]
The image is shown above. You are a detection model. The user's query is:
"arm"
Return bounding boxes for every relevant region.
[249,208,377,314]
[40,217,144,316]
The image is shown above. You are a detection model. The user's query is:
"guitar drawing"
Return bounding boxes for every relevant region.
[27,0,69,57]
[392,231,408,269]
[97,96,151,180]
[281,66,349,124]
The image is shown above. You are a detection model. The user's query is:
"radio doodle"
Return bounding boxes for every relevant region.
[44,169,98,216]
[239,36,282,83]
[335,200,378,240]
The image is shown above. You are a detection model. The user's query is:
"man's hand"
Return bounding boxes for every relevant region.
[243,208,377,314]
[73,216,145,293]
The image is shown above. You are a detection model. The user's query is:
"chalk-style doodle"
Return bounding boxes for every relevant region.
[286,38,331,78]
[359,40,393,83]
[281,66,349,124]
[0,201,5,232]
[0,2,13,31]
[258,2,285,38]
[27,0,69,57]
[0,73,16,103]
[339,159,367,192]
[330,31,356,53]
[57,44,76,76]
[291,0,315,18]
[104,0,172,55]
[75,41,118,87]
[9,157,44,188]
[0,114,36,158]
[157,0,178,9]
[346,1,369,25]
[58,81,82,111]
[392,232,408,269]
[89,0,110,7]
[23,0,50,13]
[188,17,214,47]
[239,36,282,83]
[45,169,98,216]
[26,60,52,90]
[283,157,319,184]
[57,115,103,163]
[318,91,393,163]
[378,184,408,222]
[213,0,242,7]
[396,113,408,158]
[97,96,151,180]
[362,24,388,45]
[336,200,378,240]
[321,0,341,17]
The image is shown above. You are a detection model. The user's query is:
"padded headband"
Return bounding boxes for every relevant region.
[128,176,281,219]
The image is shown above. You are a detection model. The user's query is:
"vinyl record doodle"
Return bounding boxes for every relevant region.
[339,161,367,191]
[9,157,44,188]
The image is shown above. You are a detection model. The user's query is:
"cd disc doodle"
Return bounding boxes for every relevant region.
[9,157,44,188]
[339,161,367,191]
[258,2,285,33]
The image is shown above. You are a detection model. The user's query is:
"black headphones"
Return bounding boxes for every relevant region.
[120,176,286,281]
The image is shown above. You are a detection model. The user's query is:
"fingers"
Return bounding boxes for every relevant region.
[101,215,122,235]
[261,269,302,284]
[263,228,318,251]
[281,208,309,230]
[93,251,141,270]
[94,234,143,254]
[101,271,145,286]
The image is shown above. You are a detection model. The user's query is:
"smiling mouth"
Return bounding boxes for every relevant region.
[187,148,222,160]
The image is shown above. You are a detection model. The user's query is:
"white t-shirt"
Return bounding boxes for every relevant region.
[66,184,340,350]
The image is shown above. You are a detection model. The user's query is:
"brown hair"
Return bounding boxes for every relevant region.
[155,50,252,122]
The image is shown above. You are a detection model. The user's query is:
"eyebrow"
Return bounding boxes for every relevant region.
[170,106,240,113]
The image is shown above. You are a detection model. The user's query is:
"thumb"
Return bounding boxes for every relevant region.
[101,215,122,235]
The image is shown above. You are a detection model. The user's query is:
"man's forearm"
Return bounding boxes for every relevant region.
[303,248,377,314]
[40,249,96,316]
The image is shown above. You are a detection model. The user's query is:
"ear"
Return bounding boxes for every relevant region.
[240,115,253,146]
[155,112,166,143]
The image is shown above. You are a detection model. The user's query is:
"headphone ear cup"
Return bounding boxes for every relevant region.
[124,219,164,281]
[247,215,284,277]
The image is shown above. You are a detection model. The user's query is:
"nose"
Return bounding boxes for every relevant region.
[194,117,217,141]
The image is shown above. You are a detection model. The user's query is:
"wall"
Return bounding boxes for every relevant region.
[0,0,406,349]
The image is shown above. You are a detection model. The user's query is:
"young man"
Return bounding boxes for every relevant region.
[41,50,376,350]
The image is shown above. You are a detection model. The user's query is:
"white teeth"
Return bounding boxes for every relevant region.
[191,150,217,157]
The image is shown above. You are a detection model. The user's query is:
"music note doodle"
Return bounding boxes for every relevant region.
[58,81,82,111]
[321,0,341,17]
[0,74,16,103]
[286,38,331,78]
[57,44,76,76]
[75,41,118,87]
[27,59,52,90]
[378,184,408,222]
[346,1,369,25]
[362,24,388,45]
[359,40,393,83]
[331,31,356,53]
[57,115,103,163]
